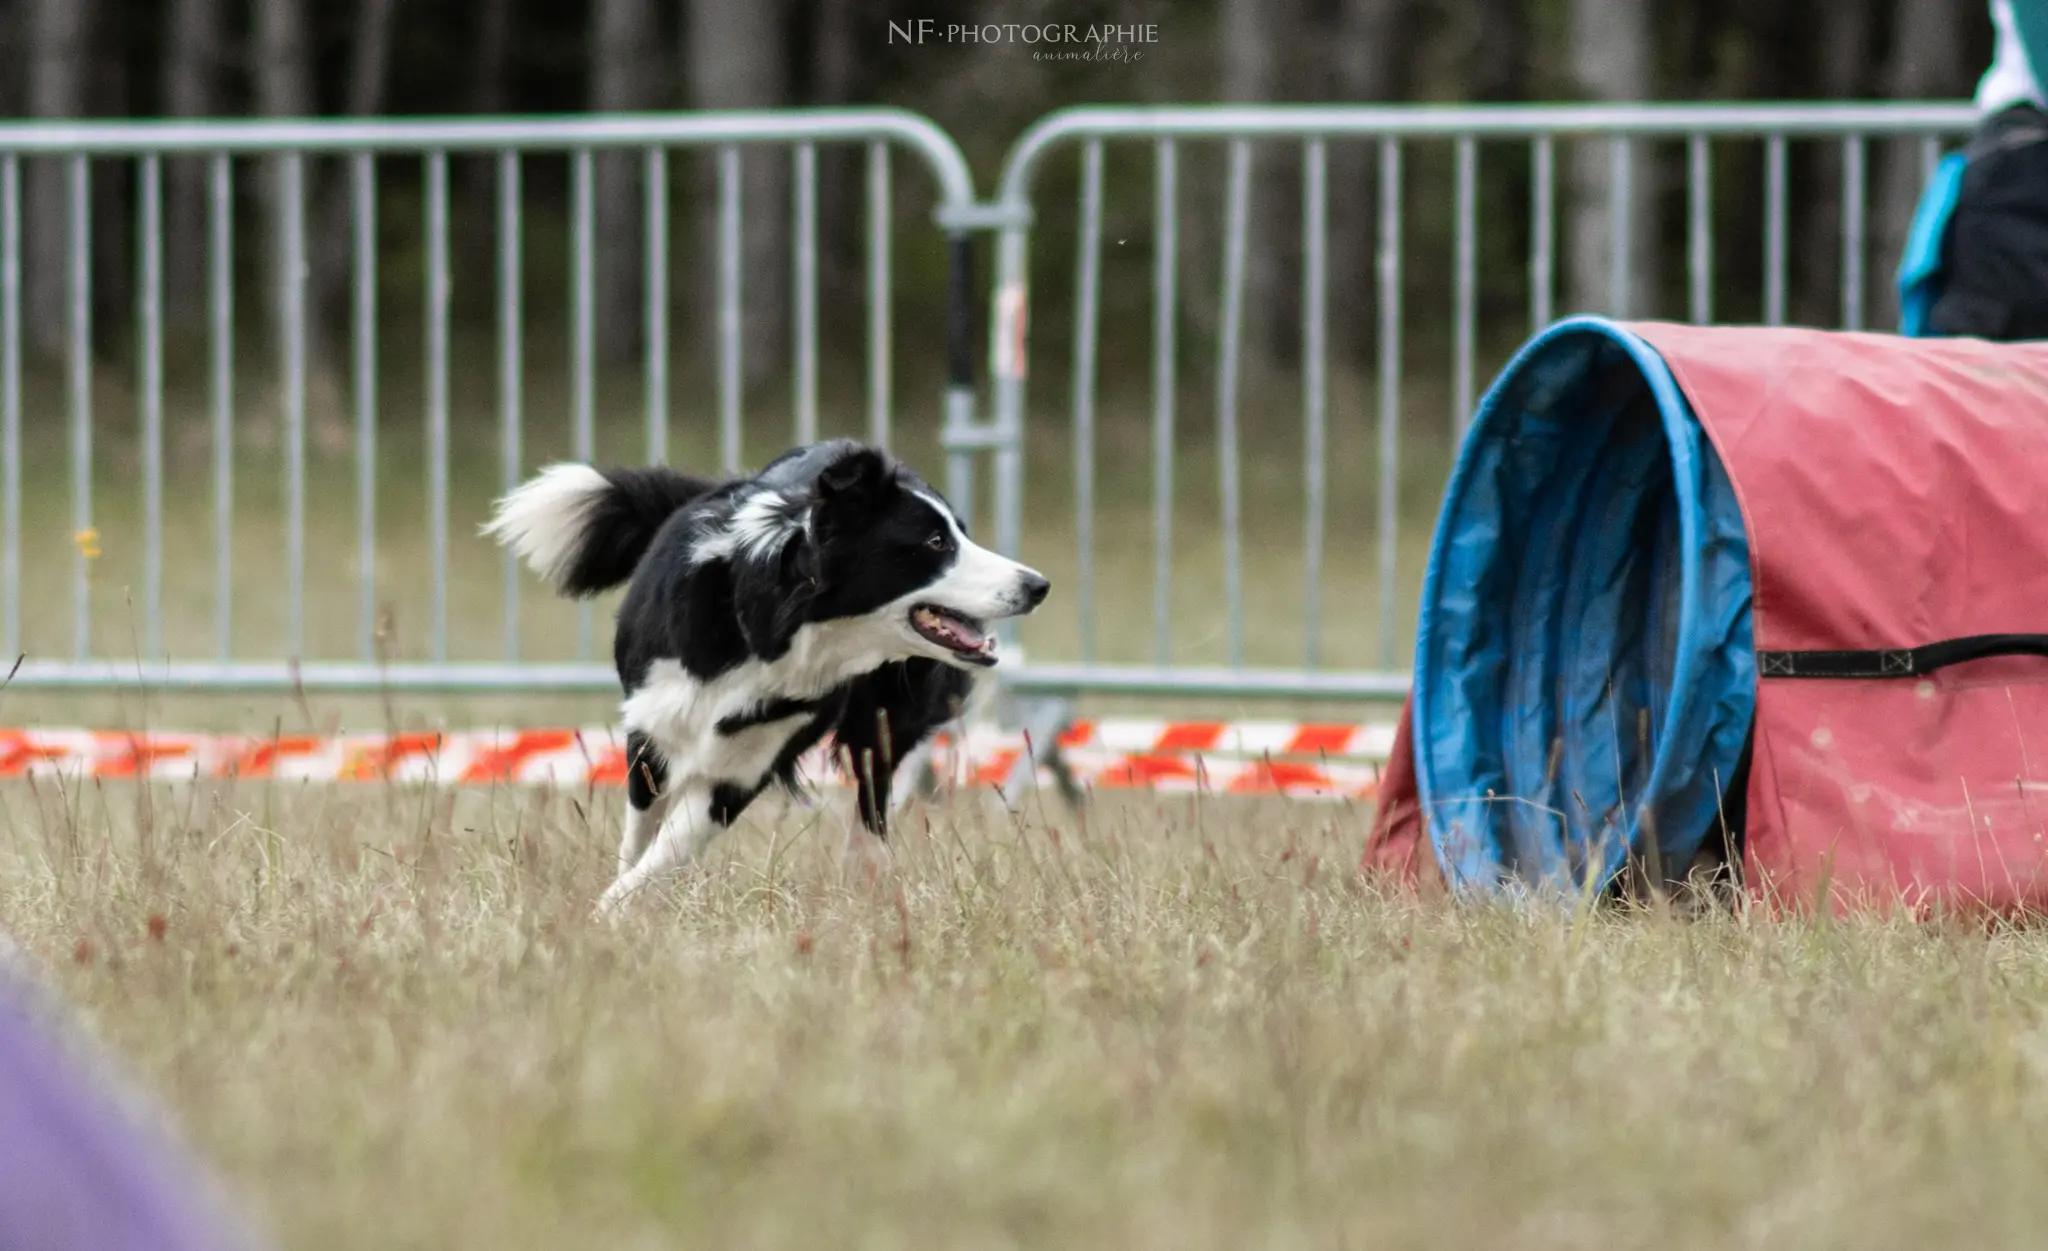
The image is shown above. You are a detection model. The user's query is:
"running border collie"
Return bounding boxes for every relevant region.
[482,438,1050,910]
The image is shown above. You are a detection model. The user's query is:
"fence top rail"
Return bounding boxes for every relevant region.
[1,659,1416,700]
[0,106,977,204]
[2,660,624,694]
[995,100,1981,202]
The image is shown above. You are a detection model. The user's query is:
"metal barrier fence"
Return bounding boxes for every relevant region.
[0,102,1985,746]
[0,109,987,692]
[976,103,1980,777]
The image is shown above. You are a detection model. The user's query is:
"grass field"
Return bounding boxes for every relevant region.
[7,772,2048,1251]
[12,327,2042,1249]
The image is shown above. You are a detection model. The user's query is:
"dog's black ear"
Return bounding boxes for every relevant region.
[811,446,891,529]
[731,536,818,660]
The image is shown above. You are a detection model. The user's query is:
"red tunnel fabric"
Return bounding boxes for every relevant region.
[1365,324,2048,916]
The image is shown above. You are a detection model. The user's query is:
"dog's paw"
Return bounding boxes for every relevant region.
[592,876,646,922]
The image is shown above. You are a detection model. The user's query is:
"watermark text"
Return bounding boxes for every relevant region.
[887,20,1159,46]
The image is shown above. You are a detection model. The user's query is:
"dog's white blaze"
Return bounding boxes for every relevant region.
[479,462,609,591]
[691,489,802,564]
[911,489,1044,623]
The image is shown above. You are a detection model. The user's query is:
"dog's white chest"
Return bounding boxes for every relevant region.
[620,645,871,789]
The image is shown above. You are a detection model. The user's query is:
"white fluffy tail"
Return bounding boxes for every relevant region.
[479,463,611,594]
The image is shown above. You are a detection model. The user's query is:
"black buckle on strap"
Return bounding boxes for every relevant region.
[1756,635,2048,679]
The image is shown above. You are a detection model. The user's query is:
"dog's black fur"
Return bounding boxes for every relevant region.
[484,439,1048,905]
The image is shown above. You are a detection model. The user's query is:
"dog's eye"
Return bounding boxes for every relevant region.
[925,531,947,552]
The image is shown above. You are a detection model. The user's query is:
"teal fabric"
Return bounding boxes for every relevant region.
[1897,152,1968,337]
[2014,0,2048,89]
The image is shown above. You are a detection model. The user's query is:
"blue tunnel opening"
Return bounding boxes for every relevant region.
[1411,316,1757,894]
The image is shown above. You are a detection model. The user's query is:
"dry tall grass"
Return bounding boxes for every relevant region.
[5,774,2048,1250]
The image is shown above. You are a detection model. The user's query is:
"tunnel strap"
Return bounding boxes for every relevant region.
[1758,634,2048,679]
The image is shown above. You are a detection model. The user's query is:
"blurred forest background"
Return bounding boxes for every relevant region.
[0,0,1994,393]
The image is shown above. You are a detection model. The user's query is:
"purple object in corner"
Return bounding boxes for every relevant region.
[0,966,262,1251]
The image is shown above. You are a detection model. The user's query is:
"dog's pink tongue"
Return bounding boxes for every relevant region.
[916,606,996,656]
[944,617,988,650]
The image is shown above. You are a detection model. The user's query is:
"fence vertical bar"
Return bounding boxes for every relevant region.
[1151,139,1178,667]
[644,146,668,465]
[1842,134,1866,331]
[867,142,891,449]
[1070,139,1103,665]
[793,142,818,446]
[1607,136,1631,317]
[210,154,232,659]
[68,156,90,660]
[1216,140,1250,669]
[571,147,596,658]
[498,151,522,660]
[1920,134,1942,182]
[138,155,164,661]
[1764,134,1787,326]
[1530,135,1553,332]
[0,158,17,663]
[717,145,743,475]
[1301,138,1328,670]
[353,153,378,661]
[1452,135,1477,440]
[956,229,986,539]
[988,228,1024,574]
[425,150,451,664]
[1687,133,1711,324]
[281,153,307,659]
[1377,138,1403,669]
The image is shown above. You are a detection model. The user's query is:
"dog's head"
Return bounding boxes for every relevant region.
[715,441,1049,668]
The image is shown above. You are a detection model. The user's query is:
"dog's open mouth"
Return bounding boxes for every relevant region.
[910,604,997,665]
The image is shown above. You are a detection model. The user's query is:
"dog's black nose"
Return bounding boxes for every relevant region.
[1020,572,1050,609]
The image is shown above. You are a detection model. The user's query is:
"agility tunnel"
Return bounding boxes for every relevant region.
[1363,316,2048,914]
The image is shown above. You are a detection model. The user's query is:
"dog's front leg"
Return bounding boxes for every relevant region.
[618,730,673,877]
[596,783,731,914]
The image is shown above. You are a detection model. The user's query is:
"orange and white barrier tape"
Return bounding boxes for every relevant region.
[965,718,1395,799]
[0,719,1395,801]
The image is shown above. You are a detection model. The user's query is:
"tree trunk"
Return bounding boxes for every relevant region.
[474,0,516,114]
[1466,0,1530,103]
[1218,0,1292,365]
[1565,0,1656,317]
[164,0,225,328]
[311,0,401,351]
[254,0,318,380]
[1328,0,1402,370]
[91,2,129,347]
[457,0,519,281]
[687,0,789,390]
[811,0,861,319]
[0,1,16,115]
[592,0,662,364]
[1795,0,1873,325]
[1874,0,1967,328]
[284,0,398,446]
[25,0,90,357]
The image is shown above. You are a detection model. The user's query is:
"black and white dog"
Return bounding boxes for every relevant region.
[482,438,1050,910]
